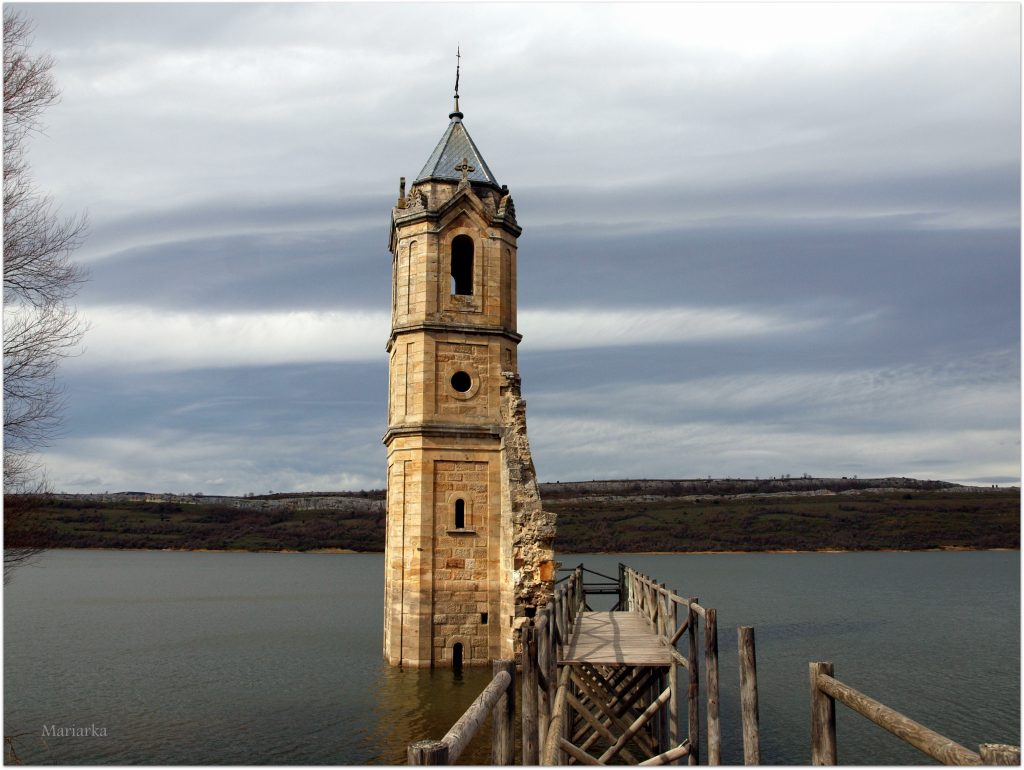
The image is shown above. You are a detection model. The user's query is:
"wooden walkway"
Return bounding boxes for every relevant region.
[562,611,673,666]
[410,563,1021,766]
[542,570,700,766]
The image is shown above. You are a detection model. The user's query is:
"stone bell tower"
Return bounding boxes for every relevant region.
[383,73,554,667]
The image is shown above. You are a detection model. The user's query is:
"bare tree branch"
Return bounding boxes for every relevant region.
[3,10,88,554]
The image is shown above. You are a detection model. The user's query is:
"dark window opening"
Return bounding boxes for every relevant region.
[451,235,474,295]
[452,642,463,670]
[454,499,465,529]
[480,612,489,625]
[451,371,471,393]
[525,606,536,618]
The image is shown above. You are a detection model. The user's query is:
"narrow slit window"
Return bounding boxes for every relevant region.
[452,642,463,669]
[454,498,466,529]
[480,612,488,625]
[451,235,474,295]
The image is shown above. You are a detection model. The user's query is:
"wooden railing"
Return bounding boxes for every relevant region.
[407,563,1014,767]
[405,562,747,766]
[407,568,586,766]
[620,565,722,765]
[407,659,516,765]
[550,565,585,657]
[536,566,582,764]
[809,662,1020,766]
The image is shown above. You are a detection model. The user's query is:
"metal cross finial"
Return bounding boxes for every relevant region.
[453,46,461,114]
[454,157,475,183]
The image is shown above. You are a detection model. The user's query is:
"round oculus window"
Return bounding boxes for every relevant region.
[450,371,472,393]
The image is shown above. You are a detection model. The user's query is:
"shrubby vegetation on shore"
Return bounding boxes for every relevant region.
[4,478,1018,554]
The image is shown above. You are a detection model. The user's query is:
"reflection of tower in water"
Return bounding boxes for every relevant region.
[367,664,500,764]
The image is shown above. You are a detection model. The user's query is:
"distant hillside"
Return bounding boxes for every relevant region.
[6,477,1017,553]
[538,476,959,499]
[543,481,1017,553]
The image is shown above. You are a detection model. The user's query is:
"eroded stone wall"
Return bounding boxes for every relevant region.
[500,373,556,638]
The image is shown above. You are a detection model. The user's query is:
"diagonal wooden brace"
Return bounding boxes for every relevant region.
[639,741,692,766]
[670,616,690,647]
[572,668,657,757]
[567,691,640,765]
[597,685,674,764]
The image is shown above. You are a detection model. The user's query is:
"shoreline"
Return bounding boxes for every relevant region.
[28,546,1019,556]
[595,547,1018,555]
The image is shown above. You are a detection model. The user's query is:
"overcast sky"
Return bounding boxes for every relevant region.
[12,2,1021,494]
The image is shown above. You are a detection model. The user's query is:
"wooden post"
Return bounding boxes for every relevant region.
[409,739,449,765]
[658,668,671,753]
[522,622,540,765]
[669,599,679,753]
[980,744,1021,765]
[542,666,572,765]
[565,581,573,638]
[548,608,559,750]
[652,587,666,753]
[492,659,516,765]
[809,661,837,765]
[538,613,552,752]
[687,599,700,766]
[655,585,663,634]
[562,664,574,766]
[704,607,720,765]
[618,563,626,611]
[737,626,761,765]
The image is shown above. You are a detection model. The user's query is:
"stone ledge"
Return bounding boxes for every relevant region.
[387,323,522,351]
[383,423,501,444]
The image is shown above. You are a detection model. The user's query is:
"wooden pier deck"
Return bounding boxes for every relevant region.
[562,611,673,666]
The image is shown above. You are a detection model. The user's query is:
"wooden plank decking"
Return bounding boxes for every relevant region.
[561,611,673,666]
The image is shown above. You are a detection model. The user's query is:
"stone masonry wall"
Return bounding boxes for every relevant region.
[435,341,491,421]
[431,459,491,663]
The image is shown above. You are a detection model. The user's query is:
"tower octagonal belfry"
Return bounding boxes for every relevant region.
[383,94,554,667]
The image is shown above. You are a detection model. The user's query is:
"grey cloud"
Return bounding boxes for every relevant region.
[80,228,387,312]
[79,193,385,261]
[526,351,1019,434]
[57,362,387,494]
[520,223,1018,351]
[15,2,1018,491]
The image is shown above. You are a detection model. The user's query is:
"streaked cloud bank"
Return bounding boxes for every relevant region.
[13,2,1019,493]
[70,304,826,370]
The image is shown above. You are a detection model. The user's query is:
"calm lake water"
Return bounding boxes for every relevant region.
[3,549,1019,765]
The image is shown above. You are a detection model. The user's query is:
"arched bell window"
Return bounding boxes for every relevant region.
[454,498,466,529]
[451,235,474,296]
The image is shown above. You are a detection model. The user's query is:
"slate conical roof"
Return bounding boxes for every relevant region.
[414,113,500,187]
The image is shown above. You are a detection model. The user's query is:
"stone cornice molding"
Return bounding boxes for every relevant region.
[386,322,522,352]
[382,422,502,445]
